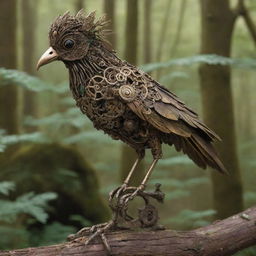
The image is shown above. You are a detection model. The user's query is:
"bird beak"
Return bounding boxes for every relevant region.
[37,47,59,70]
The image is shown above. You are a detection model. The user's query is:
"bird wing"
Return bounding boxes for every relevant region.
[116,68,226,173]
[121,76,219,141]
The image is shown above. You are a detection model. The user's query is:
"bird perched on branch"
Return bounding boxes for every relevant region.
[37,10,226,238]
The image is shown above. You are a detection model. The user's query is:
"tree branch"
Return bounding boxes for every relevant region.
[235,0,256,47]
[1,206,256,256]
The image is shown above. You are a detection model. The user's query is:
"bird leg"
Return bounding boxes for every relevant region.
[121,158,159,207]
[109,157,141,204]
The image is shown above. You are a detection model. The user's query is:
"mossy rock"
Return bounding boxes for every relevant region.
[0,143,110,226]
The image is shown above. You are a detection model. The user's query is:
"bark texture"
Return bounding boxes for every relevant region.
[199,0,243,219]
[1,206,256,256]
[0,0,21,134]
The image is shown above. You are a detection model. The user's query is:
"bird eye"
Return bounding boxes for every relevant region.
[64,39,75,49]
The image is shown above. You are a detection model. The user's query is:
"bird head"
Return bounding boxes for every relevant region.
[37,11,110,70]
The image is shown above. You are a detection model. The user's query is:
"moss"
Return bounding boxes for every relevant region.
[0,143,110,226]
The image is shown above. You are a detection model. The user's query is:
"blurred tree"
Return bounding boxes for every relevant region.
[120,0,144,186]
[21,0,38,124]
[0,0,21,134]
[143,0,152,64]
[170,0,187,57]
[236,0,256,48]
[155,0,173,78]
[124,0,138,65]
[103,0,116,48]
[199,0,243,219]
[75,0,85,12]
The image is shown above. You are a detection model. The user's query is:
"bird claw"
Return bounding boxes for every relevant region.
[68,221,115,255]
[85,220,114,244]
[120,185,145,209]
[109,183,128,202]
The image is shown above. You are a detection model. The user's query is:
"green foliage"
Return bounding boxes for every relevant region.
[244,191,256,205]
[0,68,67,93]
[158,155,194,167]
[0,181,58,249]
[164,209,216,228]
[69,214,92,227]
[0,191,57,224]
[0,226,30,249]
[23,101,116,146]
[234,246,256,256]
[0,181,15,195]
[30,222,76,246]
[63,131,117,145]
[164,189,190,200]
[149,177,208,188]
[25,108,91,129]
[141,54,256,72]
[52,168,82,191]
[159,71,189,84]
[0,130,49,152]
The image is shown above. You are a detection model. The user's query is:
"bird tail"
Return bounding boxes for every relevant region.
[164,133,227,174]
[189,134,227,173]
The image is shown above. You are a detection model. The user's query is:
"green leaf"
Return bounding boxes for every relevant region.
[63,131,118,145]
[0,192,57,224]
[0,131,50,152]
[31,222,76,246]
[165,190,190,200]
[165,209,216,226]
[0,182,15,195]
[141,54,256,72]
[0,68,68,93]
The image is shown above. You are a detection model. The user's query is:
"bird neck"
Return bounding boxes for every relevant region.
[66,45,122,100]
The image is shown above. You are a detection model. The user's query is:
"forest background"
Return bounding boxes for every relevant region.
[0,0,255,255]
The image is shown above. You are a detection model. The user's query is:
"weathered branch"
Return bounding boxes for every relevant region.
[1,206,256,256]
[235,0,256,47]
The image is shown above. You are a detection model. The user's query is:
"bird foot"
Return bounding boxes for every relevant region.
[68,184,165,255]
[67,220,117,255]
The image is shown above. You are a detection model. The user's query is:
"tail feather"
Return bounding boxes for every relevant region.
[163,133,227,174]
[190,134,227,173]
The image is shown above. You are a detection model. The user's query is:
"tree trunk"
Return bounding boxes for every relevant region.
[199,0,243,219]
[120,0,144,186]
[1,206,256,256]
[75,0,84,12]
[155,0,173,79]
[21,0,38,123]
[124,0,138,65]
[169,0,187,57]
[104,0,116,48]
[0,0,21,134]
[143,0,152,64]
